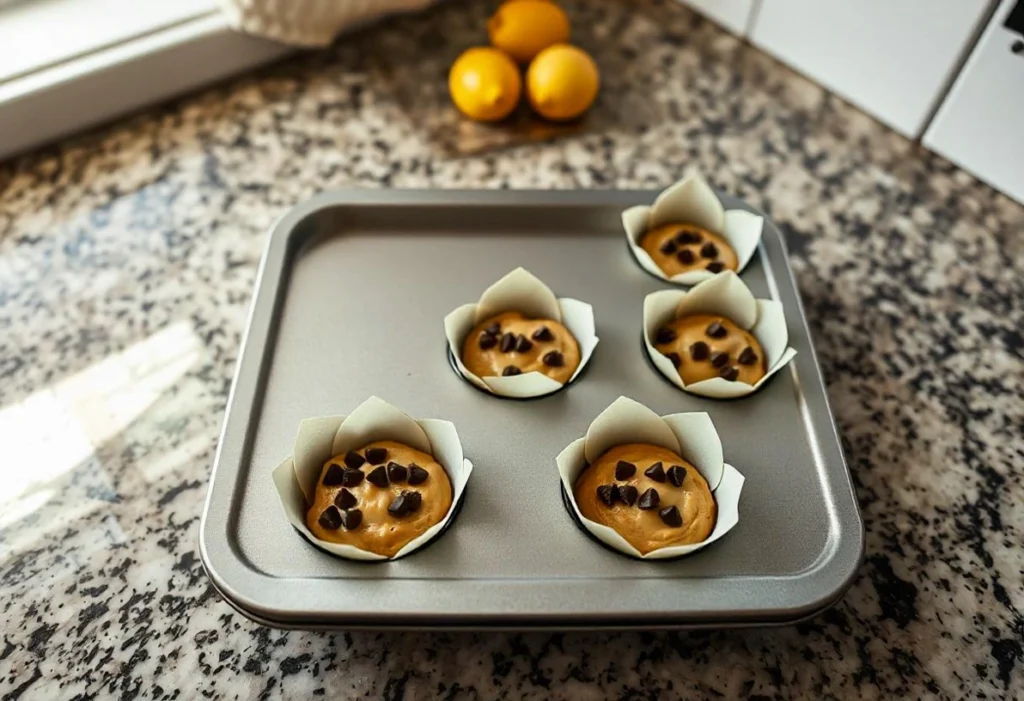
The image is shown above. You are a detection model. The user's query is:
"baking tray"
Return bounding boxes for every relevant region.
[199,189,864,630]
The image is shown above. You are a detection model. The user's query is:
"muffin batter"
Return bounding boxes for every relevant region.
[306,440,452,557]
[462,311,580,383]
[574,444,716,554]
[653,313,766,385]
[640,223,738,277]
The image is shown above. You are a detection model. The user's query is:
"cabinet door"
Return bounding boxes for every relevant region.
[681,0,756,35]
[925,0,1024,204]
[751,0,994,137]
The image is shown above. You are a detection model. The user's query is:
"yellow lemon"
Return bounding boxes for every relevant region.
[449,47,523,122]
[488,1,570,64]
[526,44,599,121]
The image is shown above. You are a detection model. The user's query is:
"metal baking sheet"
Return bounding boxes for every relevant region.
[199,189,863,630]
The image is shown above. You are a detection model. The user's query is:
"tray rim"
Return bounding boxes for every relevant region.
[199,188,865,630]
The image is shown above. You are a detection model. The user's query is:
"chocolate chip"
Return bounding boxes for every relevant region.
[637,488,660,510]
[366,465,389,488]
[502,366,522,376]
[596,484,617,507]
[478,332,497,350]
[667,465,687,487]
[655,327,676,344]
[719,366,739,381]
[407,464,429,485]
[615,461,636,480]
[689,341,709,361]
[334,488,358,510]
[738,346,758,365]
[387,462,408,482]
[675,230,702,245]
[618,485,638,506]
[676,249,695,265]
[710,351,729,368]
[365,447,388,465]
[542,350,564,367]
[322,464,344,486]
[706,261,725,273]
[341,468,364,487]
[659,505,683,527]
[318,506,342,530]
[499,332,516,353]
[644,462,666,482]
[659,240,678,255]
[388,490,422,517]
[485,322,501,336]
[706,321,727,338]
[700,242,718,259]
[343,451,366,469]
[665,352,681,368]
[532,326,554,342]
[515,335,533,353]
[341,508,362,530]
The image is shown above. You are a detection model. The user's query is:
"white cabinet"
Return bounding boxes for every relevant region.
[681,0,756,36]
[925,0,1024,204]
[750,0,995,137]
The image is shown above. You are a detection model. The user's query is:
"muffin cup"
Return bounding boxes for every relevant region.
[643,271,798,399]
[622,173,764,285]
[444,267,599,399]
[271,396,473,561]
[557,396,744,560]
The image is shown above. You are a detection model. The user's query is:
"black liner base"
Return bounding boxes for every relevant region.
[446,345,589,402]
[293,482,469,564]
[640,334,776,402]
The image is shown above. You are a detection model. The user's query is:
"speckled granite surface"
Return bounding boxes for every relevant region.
[1,1,1023,699]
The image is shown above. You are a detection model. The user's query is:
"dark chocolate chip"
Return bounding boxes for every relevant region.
[407,464,429,485]
[659,505,683,527]
[532,326,554,342]
[478,332,497,350]
[334,488,358,510]
[387,462,408,482]
[597,484,617,507]
[665,352,682,368]
[710,351,729,368]
[365,447,388,465]
[322,464,344,486]
[318,506,342,530]
[655,327,676,344]
[515,335,533,353]
[706,321,727,338]
[644,462,666,482]
[502,366,522,376]
[706,261,725,273]
[667,465,687,487]
[676,249,696,265]
[366,465,389,488]
[637,488,660,510]
[485,322,501,336]
[719,366,740,381]
[499,332,516,352]
[341,508,362,530]
[689,341,709,361]
[403,491,422,513]
[737,346,758,365]
[343,451,366,469]
[341,468,364,487]
[542,350,564,367]
[700,242,718,259]
[615,461,636,480]
[659,240,678,255]
[388,490,422,517]
[618,485,638,506]
[675,230,702,245]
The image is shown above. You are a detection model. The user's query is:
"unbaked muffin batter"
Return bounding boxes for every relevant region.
[640,223,738,277]
[462,311,580,383]
[653,313,766,385]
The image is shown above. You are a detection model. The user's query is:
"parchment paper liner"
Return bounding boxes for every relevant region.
[272,396,473,561]
[622,173,764,285]
[643,271,798,399]
[444,267,599,398]
[557,396,744,559]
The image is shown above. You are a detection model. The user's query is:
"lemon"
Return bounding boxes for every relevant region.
[449,47,523,122]
[488,1,571,64]
[526,44,599,121]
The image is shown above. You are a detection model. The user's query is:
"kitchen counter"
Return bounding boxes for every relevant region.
[1,1,1022,698]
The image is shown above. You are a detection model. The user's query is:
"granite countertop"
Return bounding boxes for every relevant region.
[1,0,1022,698]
